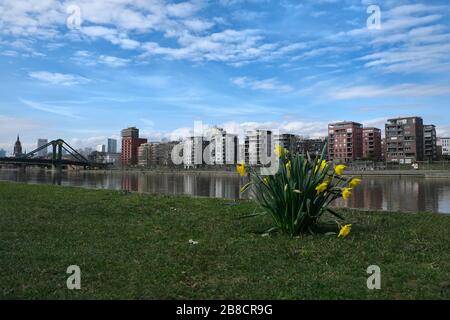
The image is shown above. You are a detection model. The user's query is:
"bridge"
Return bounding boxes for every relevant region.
[0,139,111,169]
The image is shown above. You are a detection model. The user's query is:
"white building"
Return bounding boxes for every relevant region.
[96,144,106,153]
[245,130,272,165]
[440,137,450,158]
[183,137,209,168]
[209,128,238,165]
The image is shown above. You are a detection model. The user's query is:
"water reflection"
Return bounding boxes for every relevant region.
[0,168,449,214]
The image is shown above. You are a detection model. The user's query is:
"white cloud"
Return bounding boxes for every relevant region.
[20,98,80,118]
[330,84,450,100]
[231,77,294,93]
[29,71,91,86]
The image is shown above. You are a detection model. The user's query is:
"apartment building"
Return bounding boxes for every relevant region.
[273,133,300,154]
[121,127,147,165]
[423,124,438,161]
[439,137,450,159]
[363,127,382,161]
[245,130,272,165]
[327,122,363,162]
[183,137,209,168]
[297,137,327,156]
[138,141,177,167]
[385,117,424,163]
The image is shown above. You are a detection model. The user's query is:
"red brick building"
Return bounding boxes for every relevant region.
[328,122,363,162]
[363,127,382,161]
[121,127,147,165]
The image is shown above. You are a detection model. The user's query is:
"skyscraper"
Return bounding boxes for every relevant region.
[385,117,424,163]
[37,139,48,158]
[0,149,6,157]
[107,138,118,153]
[121,127,147,165]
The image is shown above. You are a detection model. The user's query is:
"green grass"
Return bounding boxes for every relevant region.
[0,181,449,300]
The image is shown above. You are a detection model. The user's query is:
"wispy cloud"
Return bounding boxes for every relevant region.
[231,77,294,93]
[29,71,90,86]
[20,98,80,119]
[330,84,450,100]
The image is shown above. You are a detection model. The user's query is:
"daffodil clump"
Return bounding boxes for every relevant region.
[238,144,362,237]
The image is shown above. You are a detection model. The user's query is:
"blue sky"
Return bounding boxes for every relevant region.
[1,0,450,153]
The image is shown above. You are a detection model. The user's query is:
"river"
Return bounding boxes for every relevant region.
[1,168,449,214]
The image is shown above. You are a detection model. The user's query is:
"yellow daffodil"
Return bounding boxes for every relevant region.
[263,177,269,185]
[274,145,288,158]
[334,164,347,176]
[338,224,352,238]
[349,178,362,188]
[315,160,328,173]
[236,163,246,177]
[342,187,353,200]
[286,160,292,177]
[315,182,328,194]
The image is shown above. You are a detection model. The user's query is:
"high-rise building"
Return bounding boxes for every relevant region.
[439,137,450,159]
[107,138,117,153]
[37,139,48,158]
[183,137,209,168]
[363,127,382,161]
[13,135,23,157]
[121,127,147,165]
[245,130,272,165]
[0,149,6,157]
[385,117,424,164]
[209,128,238,165]
[423,125,437,161]
[327,122,363,162]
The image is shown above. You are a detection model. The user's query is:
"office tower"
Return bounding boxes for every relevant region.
[0,149,6,157]
[327,122,363,162]
[107,138,117,154]
[385,117,424,163]
[121,127,147,165]
[37,139,48,158]
[363,127,382,161]
[423,125,437,161]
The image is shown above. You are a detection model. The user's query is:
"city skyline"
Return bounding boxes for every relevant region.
[1,0,450,153]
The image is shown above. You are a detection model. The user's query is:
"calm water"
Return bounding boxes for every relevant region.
[1,168,450,214]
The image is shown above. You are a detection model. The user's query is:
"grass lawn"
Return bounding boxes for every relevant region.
[0,181,449,300]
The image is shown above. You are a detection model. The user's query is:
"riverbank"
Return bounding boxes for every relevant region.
[1,182,449,299]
